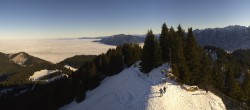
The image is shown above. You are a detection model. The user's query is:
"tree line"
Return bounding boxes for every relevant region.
[140,23,250,106]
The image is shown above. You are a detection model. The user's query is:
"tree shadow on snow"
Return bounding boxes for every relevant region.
[192,92,207,95]
[148,91,161,98]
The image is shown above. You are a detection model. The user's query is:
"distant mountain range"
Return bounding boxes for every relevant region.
[78,37,104,39]
[194,25,250,51]
[78,25,250,50]
[94,34,145,45]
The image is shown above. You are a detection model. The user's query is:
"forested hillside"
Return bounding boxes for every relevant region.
[1,23,250,110]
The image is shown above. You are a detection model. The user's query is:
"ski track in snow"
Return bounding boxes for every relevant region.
[60,64,226,110]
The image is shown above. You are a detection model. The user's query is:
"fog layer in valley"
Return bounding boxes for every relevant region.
[0,39,115,63]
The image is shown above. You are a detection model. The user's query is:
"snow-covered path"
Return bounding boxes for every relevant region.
[147,79,225,110]
[61,64,226,110]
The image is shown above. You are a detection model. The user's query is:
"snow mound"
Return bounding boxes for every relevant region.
[29,69,60,81]
[64,65,77,72]
[61,64,226,110]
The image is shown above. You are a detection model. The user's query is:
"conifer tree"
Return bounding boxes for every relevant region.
[185,28,202,84]
[153,39,163,67]
[106,49,124,76]
[140,30,156,73]
[159,23,170,62]
[121,43,142,67]
[172,63,179,78]
[242,72,250,102]
[170,26,190,84]
[140,30,162,74]
[176,24,186,46]
[200,53,212,86]
[226,72,242,99]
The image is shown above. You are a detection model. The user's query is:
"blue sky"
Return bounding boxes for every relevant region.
[0,0,249,39]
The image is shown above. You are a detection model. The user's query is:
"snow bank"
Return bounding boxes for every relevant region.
[60,64,226,110]
[64,65,77,72]
[29,69,60,81]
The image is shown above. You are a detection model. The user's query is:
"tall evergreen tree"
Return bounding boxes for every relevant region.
[140,30,156,73]
[153,39,163,67]
[242,71,250,103]
[185,28,202,84]
[176,24,186,46]
[170,26,190,84]
[172,63,179,78]
[200,52,212,86]
[140,30,162,74]
[106,49,124,76]
[120,43,142,67]
[159,23,170,62]
[226,72,242,99]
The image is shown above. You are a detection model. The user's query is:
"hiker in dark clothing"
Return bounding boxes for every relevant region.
[159,88,163,97]
[205,86,208,93]
[163,87,166,93]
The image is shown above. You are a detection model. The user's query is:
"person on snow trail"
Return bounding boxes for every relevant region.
[159,88,163,97]
[205,86,208,93]
[163,87,166,93]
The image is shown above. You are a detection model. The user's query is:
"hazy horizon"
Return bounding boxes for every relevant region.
[0,0,250,39]
[0,39,115,63]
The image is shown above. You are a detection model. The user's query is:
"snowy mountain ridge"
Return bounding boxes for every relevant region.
[61,63,226,110]
[9,52,29,66]
[194,25,250,51]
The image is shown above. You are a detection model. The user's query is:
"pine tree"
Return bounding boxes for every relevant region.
[185,28,202,84]
[121,43,142,67]
[226,72,242,99]
[172,63,179,78]
[200,53,212,86]
[153,39,163,67]
[140,30,162,74]
[87,62,97,77]
[106,49,124,76]
[159,23,170,62]
[170,26,190,84]
[140,30,155,73]
[242,71,250,104]
[176,24,186,46]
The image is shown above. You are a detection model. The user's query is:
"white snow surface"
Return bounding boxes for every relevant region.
[10,52,28,66]
[29,69,60,81]
[60,64,226,110]
[64,65,77,72]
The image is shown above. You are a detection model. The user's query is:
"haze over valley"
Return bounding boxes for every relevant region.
[0,39,114,63]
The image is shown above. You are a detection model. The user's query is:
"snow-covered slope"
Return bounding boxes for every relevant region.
[29,69,60,81]
[64,65,77,72]
[61,64,226,110]
[10,52,28,66]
